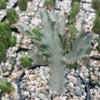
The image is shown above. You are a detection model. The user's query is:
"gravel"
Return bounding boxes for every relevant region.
[0,0,100,100]
[19,66,86,100]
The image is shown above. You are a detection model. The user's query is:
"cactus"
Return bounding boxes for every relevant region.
[0,22,12,61]
[32,27,40,36]
[28,0,32,2]
[93,17,100,33]
[32,27,41,40]
[70,2,80,24]
[92,0,100,34]
[0,0,6,10]
[69,25,77,38]
[0,36,8,48]
[44,0,55,7]
[99,68,100,72]
[0,22,12,40]
[5,0,9,2]
[98,37,100,53]
[6,9,18,24]
[17,0,28,11]
[0,35,8,61]
[92,0,100,14]
[8,35,16,47]
[28,46,49,65]
[11,35,16,39]
[21,56,32,67]
[0,80,14,93]
[71,0,81,6]
[18,9,93,93]
[66,62,78,69]
[96,11,100,17]
[0,40,7,61]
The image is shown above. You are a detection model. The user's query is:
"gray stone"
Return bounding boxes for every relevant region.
[34,98,40,100]
[75,91,82,96]
[66,86,72,92]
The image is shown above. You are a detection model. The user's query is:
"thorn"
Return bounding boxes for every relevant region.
[91,41,95,46]
[36,43,40,48]
[64,14,68,19]
[3,36,6,39]
[45,10,47,13]
[0,3,3,6]
[73,36,77,40]
[65,29,67,33]
[70,62,73,65]
[85,56,90,61]
[41,9,43,12]
[55,26,58,29]
[67,22,69,25]
[85,31,90,34]
[91,47,94,50]
[54,21,56,23]
[57,17,59,20]
[65,27,70,33]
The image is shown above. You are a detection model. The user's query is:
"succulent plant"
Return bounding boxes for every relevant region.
[0,39,7,61]
[0,22,12,61]
[96,12,100,17]
[71,0,81,6]
[21,56,32,67]
[28,0,32,2]
[0,79,14,93]
[5,0,9,2]
[0,22,12,40]
[6,9,18,24]
[8,35,16,47]
[17,0,28,11]
[92,16,100,33]
[92,0,100,34]
[0,34,8,61]
[66,62,78,69]
[92,0,100,13]
[69,25,77,38]
[70,2,80,24]
[32,27,41,40]
[0,0,6,10]
[0,35,8,48]
[99,68,100,72]
[98,37,100,53]
[18,9,93,93]
[44,0,55,7]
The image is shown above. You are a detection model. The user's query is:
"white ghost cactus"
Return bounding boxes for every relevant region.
[18,9,93,93]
